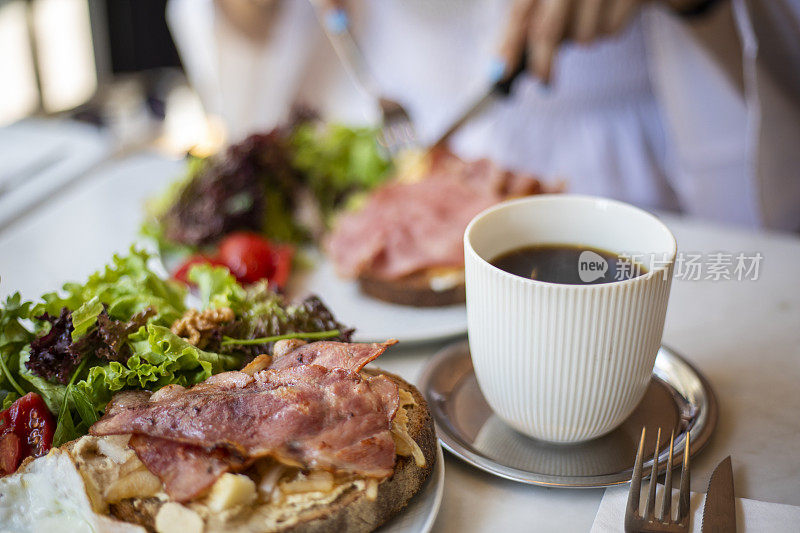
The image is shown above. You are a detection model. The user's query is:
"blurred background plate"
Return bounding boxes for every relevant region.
[419,341,718,488]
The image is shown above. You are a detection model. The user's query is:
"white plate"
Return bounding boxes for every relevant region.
[380,443,445,533]
[299,255,467,344]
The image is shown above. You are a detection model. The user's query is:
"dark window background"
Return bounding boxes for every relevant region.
[102,0,182,73]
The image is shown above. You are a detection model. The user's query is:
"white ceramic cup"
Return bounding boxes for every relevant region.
[464,195,676,443]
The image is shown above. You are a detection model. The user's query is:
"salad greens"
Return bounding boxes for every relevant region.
[289,122,392,221]
[34,248,186,326]
[0,248,351,446]
[187,264,352,359]
[0,293,34,398]
[146,120,392,253]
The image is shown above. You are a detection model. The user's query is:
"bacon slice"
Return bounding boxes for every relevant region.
[92,365,398,500]
[129,435,247,502]
[92,341,402,502]
[325,150,544,280]
[268,340,397,372]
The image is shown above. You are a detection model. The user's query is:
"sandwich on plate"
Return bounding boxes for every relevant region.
[0,249,436,532]
[325,148,548,307]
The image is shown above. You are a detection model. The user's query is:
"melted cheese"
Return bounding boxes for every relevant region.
[391,389,426,467]
[427,268,466,292]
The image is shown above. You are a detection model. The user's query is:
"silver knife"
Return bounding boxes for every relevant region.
[702,456,736,532]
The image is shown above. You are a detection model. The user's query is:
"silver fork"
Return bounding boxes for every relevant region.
[374,96,416,158]
[625,427,691,533]
[314,6,417,157]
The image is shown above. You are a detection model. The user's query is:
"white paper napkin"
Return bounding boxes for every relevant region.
[591,485,800,532]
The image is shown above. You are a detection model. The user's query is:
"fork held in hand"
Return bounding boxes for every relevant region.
[625,427,691,532]
[315,4,417,157]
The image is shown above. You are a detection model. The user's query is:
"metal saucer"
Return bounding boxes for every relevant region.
[419,341,718,488]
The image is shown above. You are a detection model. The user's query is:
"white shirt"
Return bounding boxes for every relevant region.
[167,0,800,231]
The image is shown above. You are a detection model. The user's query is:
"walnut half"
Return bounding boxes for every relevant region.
[170,307,235,349]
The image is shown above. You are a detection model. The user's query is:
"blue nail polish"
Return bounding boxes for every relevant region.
[325,9,349,34]
[488,58,506,83]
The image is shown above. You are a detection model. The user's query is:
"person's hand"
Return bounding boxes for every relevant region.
[496,0,643,84]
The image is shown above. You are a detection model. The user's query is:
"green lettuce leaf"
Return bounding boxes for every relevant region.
[290,122,391,222]
[35,247,186,336]
[188,264,245,310]
[77,324,240,410]
[70,297,104,341]
[1,393,17,410]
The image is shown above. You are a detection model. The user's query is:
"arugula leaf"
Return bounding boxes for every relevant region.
[52,359,88,446]
[221,329,340,346]
[0,293,34,396]
[0,353,24,397]
[51,399,76,447]
[71,387,98,427]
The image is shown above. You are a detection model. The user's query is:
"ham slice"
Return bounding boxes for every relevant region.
[325,150,544,280]
[90,341,401,501]
[268,340,397,372]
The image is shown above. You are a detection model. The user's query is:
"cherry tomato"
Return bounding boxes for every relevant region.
[173,255,228,285]
[8,393,55,459]
[0,393,55,476]
[218,232,276,285]
[0,434,20,475]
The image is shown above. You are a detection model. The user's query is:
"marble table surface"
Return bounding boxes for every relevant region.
[1,152,798,532]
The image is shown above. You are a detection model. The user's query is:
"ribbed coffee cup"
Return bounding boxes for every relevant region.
[464,195,676,443]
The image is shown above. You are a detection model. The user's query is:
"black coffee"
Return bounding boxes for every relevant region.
[490,244,647,285]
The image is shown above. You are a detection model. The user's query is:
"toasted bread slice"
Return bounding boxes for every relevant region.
[68,369,436,533]
[359,268,465,307]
